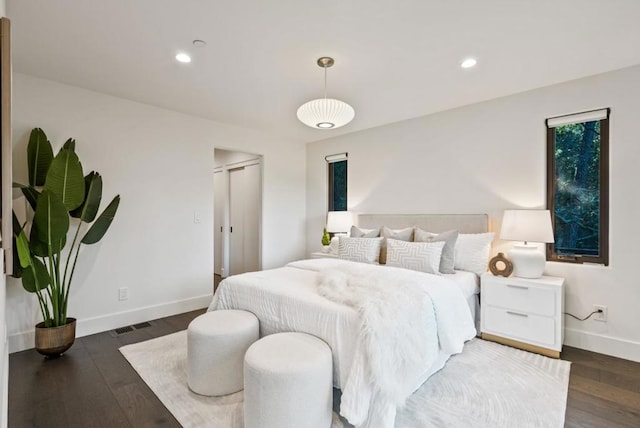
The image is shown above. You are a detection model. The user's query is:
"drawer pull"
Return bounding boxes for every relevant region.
[507,284,529,290]
[506,311,529,317]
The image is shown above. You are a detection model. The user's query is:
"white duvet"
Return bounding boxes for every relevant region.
[209,258,476,427]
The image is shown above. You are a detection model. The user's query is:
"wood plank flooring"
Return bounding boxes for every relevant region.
[9,309,640,427]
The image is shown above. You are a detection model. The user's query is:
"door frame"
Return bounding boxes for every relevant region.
[213,156,263,278]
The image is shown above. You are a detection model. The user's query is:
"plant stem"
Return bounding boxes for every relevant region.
[39,257,55,325]
[62,222,81,296]
[35,288,51,328]
[61,222,82,325]
[64,242,83,316]
[47,254,59,327]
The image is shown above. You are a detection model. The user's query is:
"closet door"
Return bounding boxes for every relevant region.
[213,170,224,276]
[229,167,245,276]
[227,163,261,276]
[242,163,261,273]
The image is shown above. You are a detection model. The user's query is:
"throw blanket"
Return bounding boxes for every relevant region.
[317,262,475,428]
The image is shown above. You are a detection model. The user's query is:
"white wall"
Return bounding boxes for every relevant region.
[8,73,306,352]
[307,65,640,362]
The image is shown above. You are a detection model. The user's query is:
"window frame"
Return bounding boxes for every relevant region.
[546,109,610,265]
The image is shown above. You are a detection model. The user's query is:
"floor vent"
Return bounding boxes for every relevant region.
[114,326,134,335]
[133,322,152,330]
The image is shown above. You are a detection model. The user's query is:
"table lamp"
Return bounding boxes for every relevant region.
[326,211,353,236]
[500,209,554,278]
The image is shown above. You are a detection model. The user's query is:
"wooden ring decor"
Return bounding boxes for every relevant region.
[489,252,513,277]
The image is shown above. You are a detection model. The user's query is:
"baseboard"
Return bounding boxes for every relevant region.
[8,294,212,353]
[564,328,640,363]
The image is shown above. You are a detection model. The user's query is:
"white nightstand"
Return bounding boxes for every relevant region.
[309,252,338,259]
[481,273,565,358]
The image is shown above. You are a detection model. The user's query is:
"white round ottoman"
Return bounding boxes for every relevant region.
[187,310,259,396]
[244,332,333,428]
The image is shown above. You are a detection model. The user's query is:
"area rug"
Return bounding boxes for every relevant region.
[120,332,570,428]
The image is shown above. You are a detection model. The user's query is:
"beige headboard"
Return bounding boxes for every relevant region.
[356,214,489,233]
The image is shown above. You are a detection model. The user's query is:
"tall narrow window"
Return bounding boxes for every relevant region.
[546,109,609,265]
[327,153,347,211]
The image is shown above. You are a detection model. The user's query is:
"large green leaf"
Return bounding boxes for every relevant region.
[44,149,85,211]
[11,212,24,278]
[29,223,67,257]
[62,138,76,152]
[15,229,31,269]
[71,172,102,222]
[22,257,50,293]
[27,128,54,187]
[11,242,23,279]
[21,186,40,211]
[82,195,120,245]
[12,210,23,237]
[13,183,40,211]
[32,190,69,255]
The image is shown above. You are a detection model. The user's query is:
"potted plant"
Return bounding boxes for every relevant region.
[12,128,120,357]
[321,228,331,252]
[321,228,330,246]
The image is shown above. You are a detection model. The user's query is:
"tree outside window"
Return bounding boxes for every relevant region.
[547,110,609,265]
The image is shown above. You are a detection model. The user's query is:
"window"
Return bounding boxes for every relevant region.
[326,153,347,211]
[546,109,609,265]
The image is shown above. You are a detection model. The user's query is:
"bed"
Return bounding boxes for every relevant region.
[209,214,491,428]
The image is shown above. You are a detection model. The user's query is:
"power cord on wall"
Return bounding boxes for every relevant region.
[563,309,603,321]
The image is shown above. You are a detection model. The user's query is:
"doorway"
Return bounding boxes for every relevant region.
[214,149,262,279]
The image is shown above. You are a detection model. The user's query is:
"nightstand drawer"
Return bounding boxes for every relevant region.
[484,281,556,317]
[483,306,556,346]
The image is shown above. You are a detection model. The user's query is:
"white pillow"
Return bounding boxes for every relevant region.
[454,232,495,275]
[414,228,459,274]
[338,236,384,264]
[385,238,445,274]
[350,225,380,238]
[328,236,340,255]
[379,226,414,264]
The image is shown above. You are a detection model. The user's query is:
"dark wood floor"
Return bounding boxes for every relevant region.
[9,308,640,427]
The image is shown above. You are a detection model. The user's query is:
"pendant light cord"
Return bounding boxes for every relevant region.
[323,64,328,100]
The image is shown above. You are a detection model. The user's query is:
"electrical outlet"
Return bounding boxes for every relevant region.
[593,305,607,322]
[194,211,201,224]
[118,287,129,301]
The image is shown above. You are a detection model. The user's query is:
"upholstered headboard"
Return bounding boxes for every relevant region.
[356,214,489,233]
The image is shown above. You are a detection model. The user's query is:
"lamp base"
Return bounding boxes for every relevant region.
[508,244,546,279]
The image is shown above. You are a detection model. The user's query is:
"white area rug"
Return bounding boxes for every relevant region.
[120,331,570,428]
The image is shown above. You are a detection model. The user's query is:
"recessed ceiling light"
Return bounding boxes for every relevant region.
[192,39,207,48]
[461,58,477,69]
[175,53,191,63]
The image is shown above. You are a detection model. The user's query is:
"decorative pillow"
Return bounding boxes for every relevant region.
[454,232,495,276]
[328,236,340,255]
[380,226,414,265]
[350,225,380,238]
[414,229,459,274]
[338,236,384,264]
[385,238,445,274]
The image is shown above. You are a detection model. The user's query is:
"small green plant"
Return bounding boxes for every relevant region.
[12,128,120,328]
[321,228,331,246]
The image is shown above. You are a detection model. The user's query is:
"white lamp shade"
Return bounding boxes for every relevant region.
[297,98,355,129]
[326,211,353,233]
[500,210,554,243]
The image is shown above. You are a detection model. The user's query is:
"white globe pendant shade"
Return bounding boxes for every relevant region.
[297,98,355,129]
[298,57,355,130]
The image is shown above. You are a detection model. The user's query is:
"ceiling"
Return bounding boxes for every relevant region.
[7,0,640,143]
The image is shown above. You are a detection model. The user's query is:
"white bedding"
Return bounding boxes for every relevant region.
[208,258,477,427]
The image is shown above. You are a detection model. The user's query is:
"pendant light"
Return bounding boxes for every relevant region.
[297,57,355,129]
